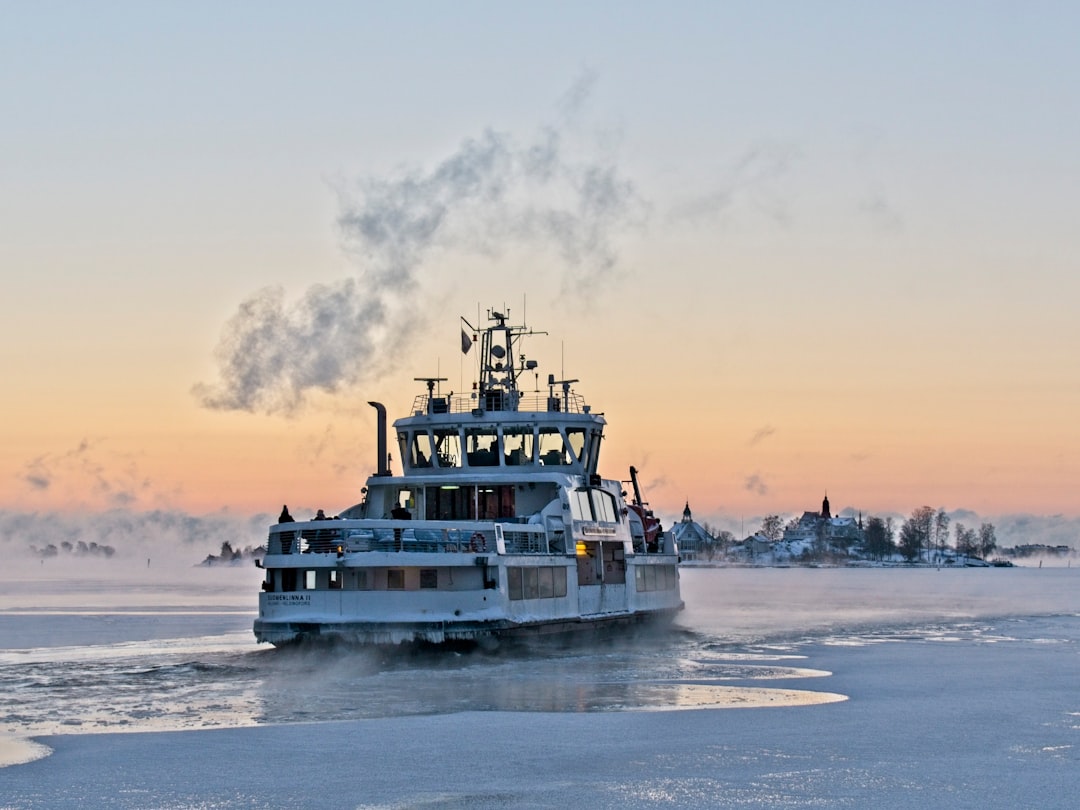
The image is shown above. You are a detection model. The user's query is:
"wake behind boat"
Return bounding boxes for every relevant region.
[253,309,683,646]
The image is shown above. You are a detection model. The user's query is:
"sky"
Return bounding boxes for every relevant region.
[3,2,1079,554]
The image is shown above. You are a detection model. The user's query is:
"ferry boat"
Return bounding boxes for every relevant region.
[254,309,683,646]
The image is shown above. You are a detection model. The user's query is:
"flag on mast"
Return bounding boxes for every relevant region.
[461,328,473,354]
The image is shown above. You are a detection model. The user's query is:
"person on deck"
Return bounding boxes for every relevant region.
[278,505,294,523]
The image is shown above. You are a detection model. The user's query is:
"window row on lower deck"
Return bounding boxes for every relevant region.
[263,566,486,593]
[635,565,679,592]
[507,566,569,600]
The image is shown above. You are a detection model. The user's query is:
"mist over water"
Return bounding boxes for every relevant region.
[2,566,1078,749]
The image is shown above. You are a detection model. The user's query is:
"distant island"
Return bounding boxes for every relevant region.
[30,540,116,559]
[673,497,1075,567]
[199,541,265,566]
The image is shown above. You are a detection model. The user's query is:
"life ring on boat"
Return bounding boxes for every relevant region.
[469,532,487,552]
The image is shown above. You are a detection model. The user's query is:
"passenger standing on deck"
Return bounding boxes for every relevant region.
[278,505,294,523]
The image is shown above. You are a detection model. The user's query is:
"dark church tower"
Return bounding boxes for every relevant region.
[821,493,831,520]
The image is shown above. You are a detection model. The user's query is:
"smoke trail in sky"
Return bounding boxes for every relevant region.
[195,80,646,415]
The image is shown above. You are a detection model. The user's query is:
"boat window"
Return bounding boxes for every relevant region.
[502,427,534,465]
[537,566,554,598]
[281,569,297,592]
[553,566,567,597]
[408,431,432,468]
[477,485,515,520]
[419,569,438,589]
[508,567,522,600]
[592,489,617,523]
[571,488,619,523]
[425,485,476,520]
[433,428,462,468]
[538,427,568,466]
[523,568,539,599]
[507,566,568,601]
[570,489,593,522]
[565,428,586,463]
[586,429,602,470]
[465,428,499,467]
[329,570,342,590]
[635,565,677,592]
[387,569,405,590]
[304,570,316,590]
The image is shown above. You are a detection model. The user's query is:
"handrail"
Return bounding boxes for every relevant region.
[267,520,558,556]
[409,391,591,416]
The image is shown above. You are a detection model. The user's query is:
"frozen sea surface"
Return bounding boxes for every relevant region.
[1,562,1078,808]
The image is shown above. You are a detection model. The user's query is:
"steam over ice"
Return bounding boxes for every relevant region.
[194,85,647,416]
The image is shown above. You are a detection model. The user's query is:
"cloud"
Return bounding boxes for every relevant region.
[748,425,776,446]
[744,473,769,496]
[857,189,904,233]
[668,142,799,226]
[195,77,648,416]
[16,440,154,510]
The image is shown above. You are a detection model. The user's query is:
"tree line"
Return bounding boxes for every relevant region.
[694,507,998,563]
[862,507,996,562]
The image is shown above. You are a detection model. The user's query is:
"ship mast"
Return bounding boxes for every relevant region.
[472,309,544,413]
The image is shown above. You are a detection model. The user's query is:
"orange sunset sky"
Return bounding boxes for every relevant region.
[3,3,1079,545]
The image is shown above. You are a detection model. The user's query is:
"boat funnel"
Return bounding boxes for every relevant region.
[368,401,390,476]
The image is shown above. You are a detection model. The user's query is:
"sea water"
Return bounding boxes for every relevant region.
[1,562,1078,808]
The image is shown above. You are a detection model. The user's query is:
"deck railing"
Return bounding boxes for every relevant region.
[267,520,561,556]
[409,390,589,416]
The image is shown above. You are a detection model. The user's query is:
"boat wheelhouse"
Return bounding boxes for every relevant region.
[254,310,682,646]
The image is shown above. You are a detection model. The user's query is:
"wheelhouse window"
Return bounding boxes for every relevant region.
[407,431,432,468]
[565,428,587,463]
[538,427,569,466]
[502,427,534,465]
[465,428,499,467]
[433,428,462,468]
[586,429,603,470]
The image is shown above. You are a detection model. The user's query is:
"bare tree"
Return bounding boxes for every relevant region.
[760,515,784,543]
[863,516,895,560]
[978,523,997,558]
[954,523,978,556]
[934,508,950,562]
[899,506,934,562]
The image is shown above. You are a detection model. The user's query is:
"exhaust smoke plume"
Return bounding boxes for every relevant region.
[195,85,647,416]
